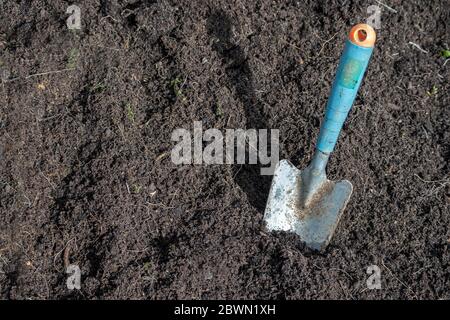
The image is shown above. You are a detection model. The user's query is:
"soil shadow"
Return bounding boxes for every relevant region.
[206,9,271,212]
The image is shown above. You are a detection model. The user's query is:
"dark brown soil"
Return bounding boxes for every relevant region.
[1,0,449,299]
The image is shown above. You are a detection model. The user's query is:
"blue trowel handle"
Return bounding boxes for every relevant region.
[316,24,376,154]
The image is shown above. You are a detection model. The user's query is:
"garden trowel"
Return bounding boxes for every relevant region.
[264,24,376,250]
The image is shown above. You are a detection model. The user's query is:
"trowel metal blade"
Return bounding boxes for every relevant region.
[264,160,353,251]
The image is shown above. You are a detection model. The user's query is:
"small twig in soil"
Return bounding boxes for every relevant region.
[155,152,168,162]
[100,15,120,23]
[375,0,398,13]
[2,181,32,207]
[279,37,309,62]
[116,123,127,141]
[21,192,32,207]
[338,280,353,299]
[39,170,56,190]
[63,243,71,268]
[413,174,450,185]
[413,174,449,201]
[146,202,174,209]
[412,265,432,275]
[36,112,66,122]
[280,38,302,51]
[381,259,418,299]
[3,68,74,83]
[226,114,232,127]
[53,238,75,269]
[232,165,243,180]
[89,44,122,52]
[408,42,428,54]
[313,31,339,57]
[24,68,74,79]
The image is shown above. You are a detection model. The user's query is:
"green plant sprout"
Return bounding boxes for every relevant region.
[90,82,107,93]
[67,48,79,69]
[427,85,438,96]
[170,76,186,101]
[131,184,142,194]
[440,49,450,59]
[215,103,224,117]
[125,103,135,123]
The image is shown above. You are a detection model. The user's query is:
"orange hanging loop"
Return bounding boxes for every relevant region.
[348,23,376,48]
